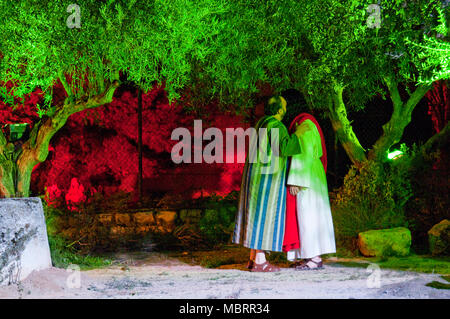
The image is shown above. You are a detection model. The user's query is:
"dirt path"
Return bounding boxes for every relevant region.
[0,252,448,299]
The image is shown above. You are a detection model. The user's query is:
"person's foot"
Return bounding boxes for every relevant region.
[250,261,280,272]
[246,260,254,269]
[295,258,323,270]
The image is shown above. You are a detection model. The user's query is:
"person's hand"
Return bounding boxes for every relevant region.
[294,122,306,137]
[289,185,301,196]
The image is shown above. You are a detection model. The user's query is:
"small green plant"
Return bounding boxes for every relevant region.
[47,235,110,270]
[41,196,111,270]
[197,191,239,248]
[200,255,236,268]
[425,281,450,290]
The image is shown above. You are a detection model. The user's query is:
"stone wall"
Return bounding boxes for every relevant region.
[57,208,205,249]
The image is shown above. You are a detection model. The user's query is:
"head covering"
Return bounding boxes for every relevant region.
[288,112,327,172]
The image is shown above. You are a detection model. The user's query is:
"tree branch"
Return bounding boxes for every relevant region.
[384,76,403,108]
[327,85,367,166]
[30,80,120,162]
[58,71,73,98]
[0,127,7,149]
[422,121,450,154]
[403,84,432,120]
[13,79,120,196]
[369,80,432,161]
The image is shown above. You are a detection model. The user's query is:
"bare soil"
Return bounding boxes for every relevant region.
[0,250,449,299]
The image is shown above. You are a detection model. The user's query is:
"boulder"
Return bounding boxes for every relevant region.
[115,213,131,226]
[428,219,450,256]
[155,211,177,232]
[133,212,155,225]
[0,197,52,285]
[98,213,113,225]
[179,209,202,224]
[358,227,411,257]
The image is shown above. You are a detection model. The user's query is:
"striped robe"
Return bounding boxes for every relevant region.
[233,116,302,252]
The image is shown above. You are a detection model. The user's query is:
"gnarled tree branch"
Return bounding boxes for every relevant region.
[14,80,120,196]
[368,78,431,161]
[327,84,367,166]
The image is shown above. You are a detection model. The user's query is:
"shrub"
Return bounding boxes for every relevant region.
[200,255,237,268]
[330,146,415,253]
[197,191,239,248]
[42,196,110,269]
[405,147,448,251]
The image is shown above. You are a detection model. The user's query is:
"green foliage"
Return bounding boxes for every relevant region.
[1,1,443,112]
[407,35,450,84]
[275,0,430,110]
[336,254,450,274]
[331,149,417,250]
[426,280,450,289]
[200,255,236,268]
[0,0,305,111]
[197,191,238,247]
[47,234,111,270]
[406,3,449,84]
[403,146,447,250]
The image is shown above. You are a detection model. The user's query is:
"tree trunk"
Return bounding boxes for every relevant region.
[16,148,39,197]
[0,80,119,198]
[0,151,17,197]
[0,128,23,197]
[368,79,431,162]
[327,85,367,166]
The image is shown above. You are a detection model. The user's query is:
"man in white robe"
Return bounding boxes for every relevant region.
[285,117,336,270]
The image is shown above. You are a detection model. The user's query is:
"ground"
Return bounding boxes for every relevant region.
[0,247,449,299]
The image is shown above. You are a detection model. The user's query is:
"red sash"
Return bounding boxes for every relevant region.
[282,113,327,252]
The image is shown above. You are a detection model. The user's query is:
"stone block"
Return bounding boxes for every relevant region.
[0,197,52,285]
[134,212,155,225]
[155,211,177,232]
[98,213,113,225]
[428,219,450,256]
[115,213,131,226]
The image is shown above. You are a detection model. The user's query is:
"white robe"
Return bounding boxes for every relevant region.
[286,119,336,260]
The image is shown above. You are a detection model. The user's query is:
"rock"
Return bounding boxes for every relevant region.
[110,226,133,236]
[358,227,411,257]
[98,213,113,225]
[135,226,152,235]
[0,197,52,285]
[115,213,131,226]
[428,219,450,256]
[133,212,155,225]
[155,211,177,232]
[179,209,202,223]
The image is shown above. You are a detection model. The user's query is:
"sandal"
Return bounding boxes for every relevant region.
[250,261,280,272]
[246,260,254,269]
[295,259,323,271]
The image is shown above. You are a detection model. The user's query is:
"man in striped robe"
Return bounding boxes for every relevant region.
[233,96,304,272]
